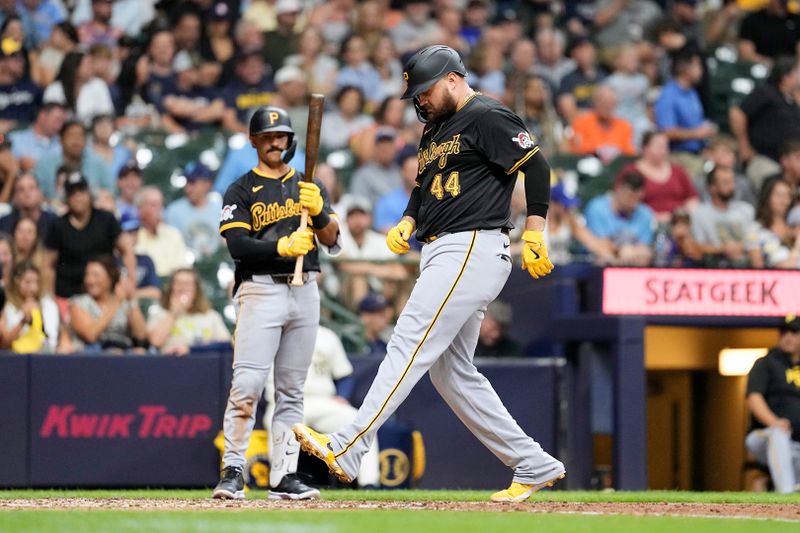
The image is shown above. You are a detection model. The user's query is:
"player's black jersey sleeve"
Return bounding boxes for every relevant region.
[219,180,253,236]
[474,106,540,175]
[402,185,422,220]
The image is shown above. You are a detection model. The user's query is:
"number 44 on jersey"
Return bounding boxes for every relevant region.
[430,171,461,200]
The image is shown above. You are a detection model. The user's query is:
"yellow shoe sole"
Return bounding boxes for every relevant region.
[293,424,353,484]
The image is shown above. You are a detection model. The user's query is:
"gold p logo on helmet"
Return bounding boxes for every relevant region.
[403,72,409,81]
[269,112,280,124]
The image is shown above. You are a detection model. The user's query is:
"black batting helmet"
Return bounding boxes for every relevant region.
[249,106,294,137]
[401,45,467,100]
[248,106,297,163]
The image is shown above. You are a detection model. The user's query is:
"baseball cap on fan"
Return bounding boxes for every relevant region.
[64,171,90,196]
[184,161,213,182]
[0,37,22,59]
[550,181,580,209]
[375,126,397,143]
[119,211,141,232]
[209,1,230,20]
[358,293,389,314]
[276,0,303,15]
[780,315,800,334]
[346,196,372,216]
[173,50,197,73]
[274,64,306,85]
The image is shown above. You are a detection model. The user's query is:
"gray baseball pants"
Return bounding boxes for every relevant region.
[222,273,319,487]
[327,229,564,484]
[746,427,800,493]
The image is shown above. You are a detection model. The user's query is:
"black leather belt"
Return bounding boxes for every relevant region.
[241,272,310,285]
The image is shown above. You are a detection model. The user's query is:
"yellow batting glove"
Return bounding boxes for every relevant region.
[521,230,554,279]
[386,219,414,254]
[277,228,316,257]
[298,182,324,216]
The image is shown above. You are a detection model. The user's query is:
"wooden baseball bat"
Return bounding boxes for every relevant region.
[291,93,325,286]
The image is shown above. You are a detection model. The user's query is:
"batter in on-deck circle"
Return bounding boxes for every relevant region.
[293,44,565,502]
[212,105,340,501]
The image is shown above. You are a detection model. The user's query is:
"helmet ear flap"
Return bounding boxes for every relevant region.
[413,97,428,124]
[282,135,297,163]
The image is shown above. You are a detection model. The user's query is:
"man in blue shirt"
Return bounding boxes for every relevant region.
[584,172,654,266]
[374,149,417,233]
[9,102,66,172]
[34,120,114,200]
[164,161,223,259]
[654,49,717,155]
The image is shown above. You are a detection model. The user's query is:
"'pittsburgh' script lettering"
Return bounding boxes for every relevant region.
[250,199,303,231]
[418,134,461,173]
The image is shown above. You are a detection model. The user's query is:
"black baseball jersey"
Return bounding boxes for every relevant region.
[409,93,540,241]
[219,166,335,276]
[746,347,800,441]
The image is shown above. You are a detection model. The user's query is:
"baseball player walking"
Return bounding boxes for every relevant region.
[294,45,565,502]
[213,106,340,500]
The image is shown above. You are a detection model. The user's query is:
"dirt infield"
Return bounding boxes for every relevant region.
[2,498,799,520]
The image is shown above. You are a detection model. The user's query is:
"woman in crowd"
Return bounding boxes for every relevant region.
[335,34,384,109]
[616,131,698,224]
[284,26,338,96]
[68,254,146,352]
[146,268,230,356]
[518,76,562,158]
[746,179,800,269]
[43,51,115,124]
[320,85,374,152]
[30,22,79,88]
[12,217,44,271]
[0,262,60,353]
[370,34,403,99]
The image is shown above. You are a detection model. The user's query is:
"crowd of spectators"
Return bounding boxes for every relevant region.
[0,0,798,354]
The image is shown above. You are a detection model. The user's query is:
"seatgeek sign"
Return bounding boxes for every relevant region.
[602,268,800,316]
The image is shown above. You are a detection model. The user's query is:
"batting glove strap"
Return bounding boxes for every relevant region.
[310,209,331,229]
[298,182,324,216]
[277,229,315,257]
[521,230,554,279]
[386,219,413,254]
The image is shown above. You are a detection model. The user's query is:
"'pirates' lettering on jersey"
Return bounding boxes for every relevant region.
[219,167,335,276]
[412,93,540,241]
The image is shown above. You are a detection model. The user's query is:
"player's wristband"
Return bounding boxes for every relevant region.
[311,210,331,229]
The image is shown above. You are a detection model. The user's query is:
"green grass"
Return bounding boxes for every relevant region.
[1,488,798,504]
[2,490,798,533]
[0,510,796,533]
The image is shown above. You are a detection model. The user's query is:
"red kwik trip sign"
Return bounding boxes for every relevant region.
[39,404,213,439]
[602,268,800,316]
